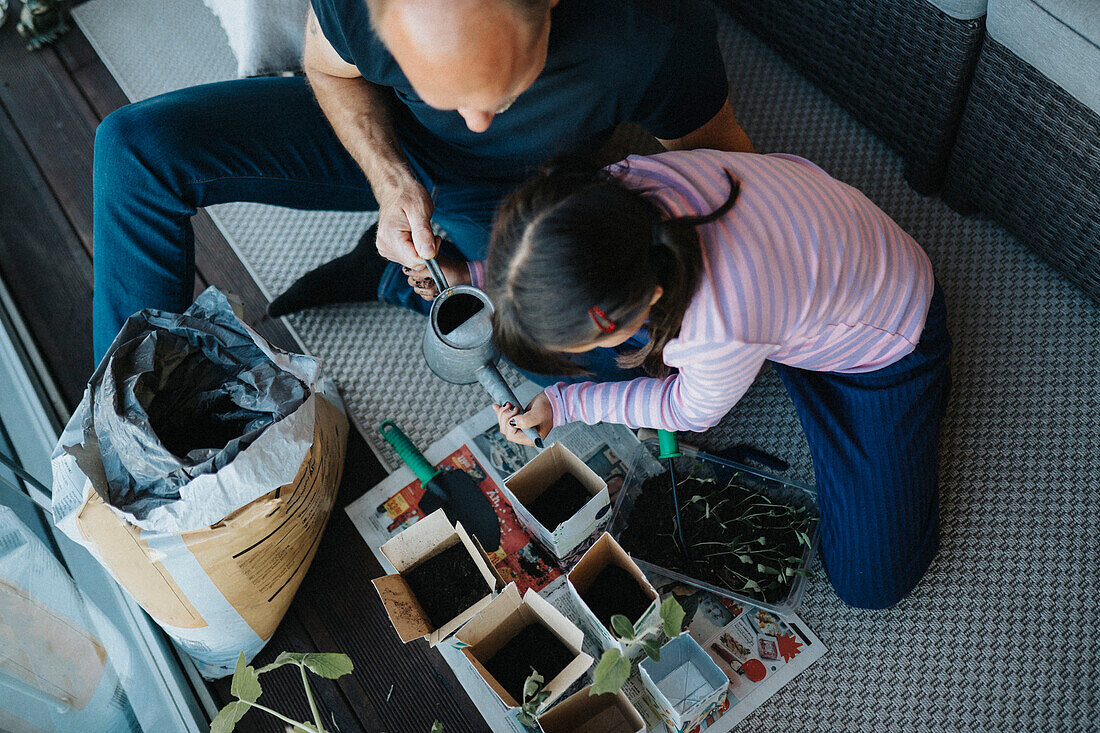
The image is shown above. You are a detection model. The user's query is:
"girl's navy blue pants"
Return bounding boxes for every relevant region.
[773,282,952,609]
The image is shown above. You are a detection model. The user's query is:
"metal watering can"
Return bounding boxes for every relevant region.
[421,260,545,450]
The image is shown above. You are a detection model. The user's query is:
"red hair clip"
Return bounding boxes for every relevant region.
[588,306,617,333]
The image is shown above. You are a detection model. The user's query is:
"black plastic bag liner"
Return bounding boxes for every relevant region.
[71,288,309,527]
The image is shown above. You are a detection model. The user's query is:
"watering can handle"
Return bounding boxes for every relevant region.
[379,421,442,485]
[475,364,545,450]
[657,429,682,460]
[425,258,449,292]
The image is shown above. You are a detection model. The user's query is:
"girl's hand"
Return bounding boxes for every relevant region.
[493,394,554,446]
[402,253,470,300]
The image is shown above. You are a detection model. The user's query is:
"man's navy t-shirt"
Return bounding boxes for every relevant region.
[311,0,729,187]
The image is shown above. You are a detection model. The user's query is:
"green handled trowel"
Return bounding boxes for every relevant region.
[379,420,501,551]
[658,429,690,560]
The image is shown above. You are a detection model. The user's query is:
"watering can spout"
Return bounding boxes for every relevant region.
[475,364,545,450]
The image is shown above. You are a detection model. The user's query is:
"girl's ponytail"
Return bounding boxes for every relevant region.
[622,171,740,376]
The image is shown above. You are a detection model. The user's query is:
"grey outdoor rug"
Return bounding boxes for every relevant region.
[75,0,1100,729]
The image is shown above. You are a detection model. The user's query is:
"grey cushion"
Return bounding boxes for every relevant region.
[927,0,989,21]
[987,0,1100,113]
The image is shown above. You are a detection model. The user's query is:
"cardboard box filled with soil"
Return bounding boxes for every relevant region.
[567,533,660,657]
[374,509,500,646]
[502,443,610,563]
[537,686,645,733]
[456,583,593,713]
[609,441,819,617]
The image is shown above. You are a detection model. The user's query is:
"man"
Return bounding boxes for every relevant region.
[91,0,751,363]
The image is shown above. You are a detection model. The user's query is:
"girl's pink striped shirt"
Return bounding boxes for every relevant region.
[544,150,934,432]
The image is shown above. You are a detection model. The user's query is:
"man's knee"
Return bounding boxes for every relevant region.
[95,96,196,187]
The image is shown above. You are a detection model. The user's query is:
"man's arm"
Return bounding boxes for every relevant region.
[656,97,754,153]
[303,7,438,266]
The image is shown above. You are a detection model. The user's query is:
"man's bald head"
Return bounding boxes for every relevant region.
[369,0,556,133]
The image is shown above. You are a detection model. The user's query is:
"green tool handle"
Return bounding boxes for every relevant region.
[657,429,682,459]
[379,421,441,485]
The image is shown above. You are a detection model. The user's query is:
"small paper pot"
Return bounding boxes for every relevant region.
[639,635,728,733]
[567,533,660,658]
[536,685,645,733]
[455,583,593,714]
[372,509,500,646]
[502,442,610,563]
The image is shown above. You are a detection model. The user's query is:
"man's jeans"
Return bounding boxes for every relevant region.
[92,77,509,362]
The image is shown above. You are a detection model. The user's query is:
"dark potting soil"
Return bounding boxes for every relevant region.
[437,292,485,335]
[483,623,574,704]
[579,563,652,630]
[403,543,490,629]
[618,473,814,605]
[525,472,592,530]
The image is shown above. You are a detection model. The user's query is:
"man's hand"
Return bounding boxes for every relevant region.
[304,7,442,268]
[493,394,554,446]
[402,252,472,300]
[374,177,441,269]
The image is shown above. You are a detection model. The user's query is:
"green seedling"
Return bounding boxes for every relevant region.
[212,651,354,733]
[516,668,551,726]
[589,596,686,696]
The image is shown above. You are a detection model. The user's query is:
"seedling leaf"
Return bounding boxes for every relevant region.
[517,669,550,726]
[301,653,354,679]
[430,722,444,733]
[257,652,353,680]
[230,652,262,703]
[610,614,636,640]
[640,639,662,662]
[660,596,686,638]
[522,669,545,700]
[590,648,632,696]
[211,700,250,733]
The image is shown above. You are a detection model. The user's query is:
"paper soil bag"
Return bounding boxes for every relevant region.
[0,506,137,732]
[51,288,348,678]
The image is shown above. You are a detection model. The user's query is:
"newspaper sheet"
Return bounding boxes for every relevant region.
[346,388,826,731]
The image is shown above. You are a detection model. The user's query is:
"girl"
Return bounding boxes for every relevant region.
[488,150,952,610]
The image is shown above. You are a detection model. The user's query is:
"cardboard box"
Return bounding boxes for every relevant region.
[567,533,660,658]
[639,635,728,733]
[502,442,610,562]
[455,583,593,713]
[537,686,646,733]
[373,509,500,646]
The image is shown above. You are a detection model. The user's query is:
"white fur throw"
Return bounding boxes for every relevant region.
[202,0,310,77]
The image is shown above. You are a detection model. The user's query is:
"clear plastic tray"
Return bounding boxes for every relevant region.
[608,440,819,617]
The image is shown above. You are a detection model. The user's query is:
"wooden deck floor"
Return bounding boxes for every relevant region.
[0,7,487,732]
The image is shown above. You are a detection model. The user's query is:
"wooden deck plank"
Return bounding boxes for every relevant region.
[0,106,94,406]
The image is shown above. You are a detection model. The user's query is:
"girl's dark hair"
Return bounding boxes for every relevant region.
[487,159,740,378]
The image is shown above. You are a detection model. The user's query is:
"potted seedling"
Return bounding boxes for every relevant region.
[455,583,593,718]
[587,593,686,696]
[502,442,610,563]
[612,442,819,616]
[373,509,501,646]
[536,685,644,733]
[567,533,661,659]
[639,635,728,733]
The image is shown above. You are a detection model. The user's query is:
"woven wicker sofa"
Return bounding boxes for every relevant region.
[942,0,1100,301]
[715,0,1099,302]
